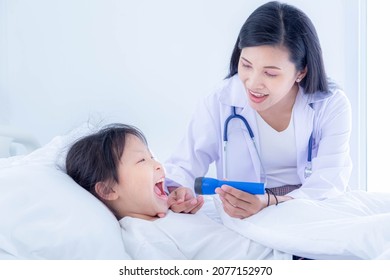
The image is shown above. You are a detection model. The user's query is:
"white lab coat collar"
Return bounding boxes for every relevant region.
[218,75,248,108]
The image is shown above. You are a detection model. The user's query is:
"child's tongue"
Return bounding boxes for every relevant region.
[154,185,163,195]
[154,183,168,200]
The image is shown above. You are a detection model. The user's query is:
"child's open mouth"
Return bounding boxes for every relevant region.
[154,178,168,200]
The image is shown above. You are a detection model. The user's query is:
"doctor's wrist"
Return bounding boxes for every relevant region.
[268,195,293,206]
[260,191,293,208]
[257,194,268,211]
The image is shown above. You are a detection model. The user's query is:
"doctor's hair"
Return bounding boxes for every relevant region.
[227,1,328,94]
[66,123,148,197]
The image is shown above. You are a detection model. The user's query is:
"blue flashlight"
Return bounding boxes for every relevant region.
[194,177,265,195]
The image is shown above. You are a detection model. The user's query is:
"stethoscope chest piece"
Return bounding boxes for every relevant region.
[304,165,312,178]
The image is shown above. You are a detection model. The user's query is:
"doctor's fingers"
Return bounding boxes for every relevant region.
[220,184,256,202]
[219,192,261,217]
[220,196,247,219]
[217,186,254,207]
[188,197,205,214]
[167,187,192,206]
[174,195,204,214]
[216,188,244,210]
[169,197,203,214]
[173,187,194,203]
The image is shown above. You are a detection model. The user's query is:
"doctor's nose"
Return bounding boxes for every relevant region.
[246,73,266,90]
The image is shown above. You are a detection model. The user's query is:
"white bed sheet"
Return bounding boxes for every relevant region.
[119,191,390,260]
[215,191,390,260]
[120,210,290,260]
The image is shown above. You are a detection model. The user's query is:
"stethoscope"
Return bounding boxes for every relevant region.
[223,106,314,183]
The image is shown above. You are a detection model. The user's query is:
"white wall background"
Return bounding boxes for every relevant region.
[0,0,367,190]
[367,1,389,193]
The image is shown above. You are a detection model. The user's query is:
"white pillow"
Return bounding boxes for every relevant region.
[0,124,130,259]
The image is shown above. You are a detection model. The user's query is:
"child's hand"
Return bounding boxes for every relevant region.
[167,187,204,214]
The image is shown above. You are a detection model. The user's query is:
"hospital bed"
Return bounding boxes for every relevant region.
[1,123,390,260]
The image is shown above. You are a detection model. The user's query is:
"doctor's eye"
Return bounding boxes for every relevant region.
[264,71,277,77]
[240,62,252,69]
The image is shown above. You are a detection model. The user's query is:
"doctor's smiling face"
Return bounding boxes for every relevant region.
[238,45,307,114]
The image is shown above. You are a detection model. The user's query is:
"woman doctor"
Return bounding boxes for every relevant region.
[165,1,352,219]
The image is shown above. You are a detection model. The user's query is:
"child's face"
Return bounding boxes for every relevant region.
[113,134,168,220]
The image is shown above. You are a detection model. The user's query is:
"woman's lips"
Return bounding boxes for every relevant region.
[248,89,268,103]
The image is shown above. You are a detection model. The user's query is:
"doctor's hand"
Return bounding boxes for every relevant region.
[167,187,204,214]
[215,185,267,219]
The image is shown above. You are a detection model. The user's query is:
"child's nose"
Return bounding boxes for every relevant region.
[154,159,163,170]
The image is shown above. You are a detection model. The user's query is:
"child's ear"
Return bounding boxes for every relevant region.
[94,182,118,201]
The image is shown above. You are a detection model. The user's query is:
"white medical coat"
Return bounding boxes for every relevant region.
[165,75,352,199]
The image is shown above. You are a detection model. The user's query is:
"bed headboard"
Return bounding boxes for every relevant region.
[0,125,40,157]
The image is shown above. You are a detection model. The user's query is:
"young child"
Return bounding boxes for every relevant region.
[65,123,288,259]
[66,123,174,220]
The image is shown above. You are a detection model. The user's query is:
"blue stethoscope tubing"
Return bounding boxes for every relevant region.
[223,106,313,183]
[304,132,313,178]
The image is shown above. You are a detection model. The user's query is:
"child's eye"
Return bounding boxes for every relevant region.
[136,158,146,164]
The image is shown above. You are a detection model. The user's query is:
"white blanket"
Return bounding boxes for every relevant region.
[119,191,390,260]
[120,210,290,260]
[216,191,390,259]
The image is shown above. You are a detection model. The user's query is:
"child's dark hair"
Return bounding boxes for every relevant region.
[66,123,147,196]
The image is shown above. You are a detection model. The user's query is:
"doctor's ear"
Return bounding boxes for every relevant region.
[94,182,118,201]
[296,66,308,82]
